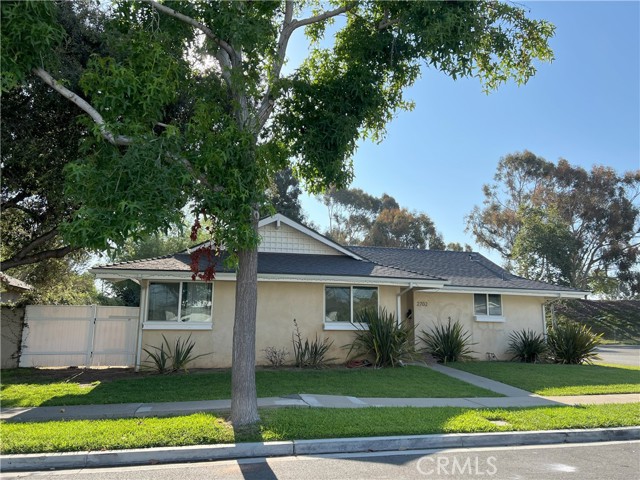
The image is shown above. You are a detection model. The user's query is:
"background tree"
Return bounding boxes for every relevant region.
[7,253,100,305]
[266,167,305,223]
[105,228,203,307]
[323,187,445,248]
[446,242,473,252]
[323,187,385,243]
[510,206,579,285]
[4,0,554,425]
[366,207,445,249]
[467,151,640,296]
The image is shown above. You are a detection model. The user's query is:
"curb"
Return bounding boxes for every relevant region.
[2,427,639,472]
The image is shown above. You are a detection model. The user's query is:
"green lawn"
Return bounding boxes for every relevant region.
[0,366,498,408]
[450,362,640,396]
[2,403,638,454]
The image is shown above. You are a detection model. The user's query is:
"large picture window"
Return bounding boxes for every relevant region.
[147,282,213,324]
[325,286,378,323]
[474,293,502,317]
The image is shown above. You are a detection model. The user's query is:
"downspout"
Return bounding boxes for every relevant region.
[396,283,414,326]
[134,280,147,372]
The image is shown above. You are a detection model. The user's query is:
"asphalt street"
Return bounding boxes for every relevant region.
[3,441,638,480]
[595,345,640,367]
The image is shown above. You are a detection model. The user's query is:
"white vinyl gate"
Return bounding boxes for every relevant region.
[19,305,140,367]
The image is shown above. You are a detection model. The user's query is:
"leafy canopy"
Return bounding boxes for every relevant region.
[1,1,555,259]
[467,151,640,295]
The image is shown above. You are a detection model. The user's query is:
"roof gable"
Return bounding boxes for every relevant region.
[258,214,362,259]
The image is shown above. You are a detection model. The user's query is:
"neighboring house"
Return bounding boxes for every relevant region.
[91,214,588,369]
[0,273,33,304]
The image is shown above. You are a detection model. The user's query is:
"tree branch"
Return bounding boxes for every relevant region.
[258,2,355,129]
[33,69,219,191]
[145,0,235,59]
[33,68,133,147]
[293,3,355,29]
[1,245,78,271]
[1,191,30,211]
[13,228,60,259]
[258,1,294,128]
[2,202,41,219]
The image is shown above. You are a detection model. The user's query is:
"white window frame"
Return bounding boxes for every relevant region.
[473,293,505,323]
[143,281,214,330]
[323,285,379,331]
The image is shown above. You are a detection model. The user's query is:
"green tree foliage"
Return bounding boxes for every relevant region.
[106,227,207,306]
[467,151,640,295]
[367,207,445,249]
[266,167,305,223]
[3,0,555,425]
[323,188,444,248]
[446,242,473,252]
[9,253,100,306]
[323,187,386,243]
[511,206,579,285]
[0,1,106,272]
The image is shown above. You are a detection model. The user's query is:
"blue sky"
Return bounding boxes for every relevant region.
[291,1,640,258]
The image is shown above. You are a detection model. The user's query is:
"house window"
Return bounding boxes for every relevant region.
[147,282,213,326]
[474,293,503,320]
[325,286,378,324]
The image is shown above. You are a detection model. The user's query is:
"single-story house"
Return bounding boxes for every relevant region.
[91,214,588,369]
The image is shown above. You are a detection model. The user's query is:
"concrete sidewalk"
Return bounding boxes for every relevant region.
[3,392,639,423]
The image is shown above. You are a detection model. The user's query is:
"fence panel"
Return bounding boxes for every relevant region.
[91,307,139,366]
[19,305,139,367]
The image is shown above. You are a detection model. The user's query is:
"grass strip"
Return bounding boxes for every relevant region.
[2,403,639,454]
[0,366,497,408]
[449,362,640,396]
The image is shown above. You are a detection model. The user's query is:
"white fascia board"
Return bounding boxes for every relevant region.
[90,269,196,281]
[416,285,589,298]
[256,274,444,288]
[258,213,363,260]
[91,268,444,288]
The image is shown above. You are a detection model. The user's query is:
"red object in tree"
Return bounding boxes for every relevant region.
[189,215,220,281]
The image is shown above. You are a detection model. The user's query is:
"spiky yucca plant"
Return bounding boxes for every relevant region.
[547,322,602,364]
[507,329,548,363]
[420,318,476,363]
[347,307,415,367]
[292,319,335,368]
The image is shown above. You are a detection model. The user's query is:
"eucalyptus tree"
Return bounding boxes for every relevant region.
[467,151,640,295]
[3,0,554,425]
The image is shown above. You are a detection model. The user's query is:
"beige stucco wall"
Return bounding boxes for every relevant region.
[413,291,546,360]
[140,281,401,369]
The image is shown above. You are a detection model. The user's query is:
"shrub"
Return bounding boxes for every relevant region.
[143,334,211,373]
[419,318,475,363]
[507,329,547,363]
[547,322,602,364]
[263,346,289,367]
[142,339,171,374]
[292,319,334,368]
[346,307,415,367]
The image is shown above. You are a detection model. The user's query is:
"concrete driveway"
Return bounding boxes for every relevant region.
[595,345,640,367]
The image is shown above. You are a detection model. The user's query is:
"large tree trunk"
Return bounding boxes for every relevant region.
[230,220,260,427]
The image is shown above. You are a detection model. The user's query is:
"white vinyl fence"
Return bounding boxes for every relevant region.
[19,305,140,367]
